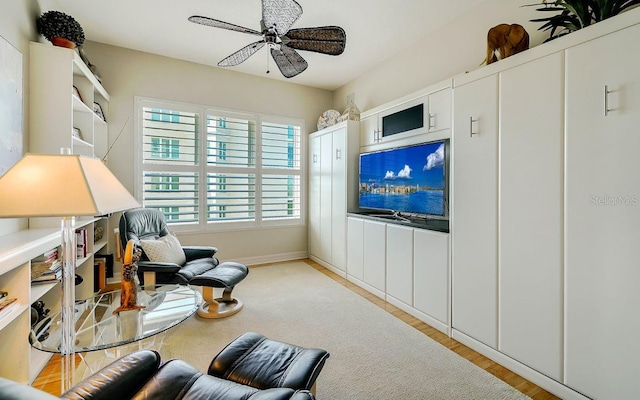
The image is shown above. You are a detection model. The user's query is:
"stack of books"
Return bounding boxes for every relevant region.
[0,291,17,316]
[31,248,62,285]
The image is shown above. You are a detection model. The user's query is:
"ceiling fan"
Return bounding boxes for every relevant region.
[188,0,346,78]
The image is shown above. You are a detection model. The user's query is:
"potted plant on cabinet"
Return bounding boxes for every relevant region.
[525,0,640,41]
[36,11,85,49]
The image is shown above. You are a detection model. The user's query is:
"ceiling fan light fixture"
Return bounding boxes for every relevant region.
[188,0,345,78]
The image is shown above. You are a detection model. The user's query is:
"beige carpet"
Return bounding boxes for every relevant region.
[160,261,530,400]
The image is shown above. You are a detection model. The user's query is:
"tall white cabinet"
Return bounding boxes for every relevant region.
[450,10,640,400]
[498,51,564,381]
[308,121,359,275]
[564,23,640,400]
[451,73,499,349]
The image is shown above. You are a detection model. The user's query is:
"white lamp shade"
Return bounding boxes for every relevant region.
[0,153,139,217]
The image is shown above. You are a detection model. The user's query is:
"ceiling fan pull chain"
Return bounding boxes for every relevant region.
[266,49,270,74]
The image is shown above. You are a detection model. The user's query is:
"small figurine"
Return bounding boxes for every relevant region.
[113,240,145,314]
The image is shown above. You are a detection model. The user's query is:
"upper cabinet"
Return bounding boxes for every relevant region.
[29,42,110,159]
[359,80,452,149]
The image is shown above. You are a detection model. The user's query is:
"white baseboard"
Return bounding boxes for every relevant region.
[234,251,309,267]
[451,329,590,400]
[385,295,449,335]
[308,255,347,278]
[346,274,386,300]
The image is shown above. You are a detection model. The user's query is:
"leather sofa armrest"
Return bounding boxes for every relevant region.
[0,377,59,400]
[61,350,161,400]
[183,246,218,262]
[137,261,182,274]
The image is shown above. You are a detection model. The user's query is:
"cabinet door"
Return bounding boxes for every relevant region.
[331,128,347,271]
[414,230,449,324]
[318,133,333,263]
[499,51,564,380]
[428,88,451,132]
[385,224,414,305]
[359,113,379,146]
[451,74,499,349]
[346,217,364,280]
[565,24,640,400]
[363,220,386,292]
[308,135,321,258]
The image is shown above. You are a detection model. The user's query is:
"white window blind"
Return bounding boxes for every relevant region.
[137,98,303,229]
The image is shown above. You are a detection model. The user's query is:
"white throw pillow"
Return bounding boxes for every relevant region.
[139,233,186,265]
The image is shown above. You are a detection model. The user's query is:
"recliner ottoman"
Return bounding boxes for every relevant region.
[209,332,330,394]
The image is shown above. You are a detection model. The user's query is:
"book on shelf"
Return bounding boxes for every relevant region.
[31,259,62,280]
[76,228,87,258]
[0,297,17,312]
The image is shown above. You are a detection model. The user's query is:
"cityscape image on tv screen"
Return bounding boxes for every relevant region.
[358,140,446,216]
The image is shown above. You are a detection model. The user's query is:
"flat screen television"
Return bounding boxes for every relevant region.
[358,140,448,218]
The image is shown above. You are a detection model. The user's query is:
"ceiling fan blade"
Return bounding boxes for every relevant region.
[270,43,308,78]
[283,26,347,55]
[262,0,303,36]
[188,15,262,36]
[218,41,266,67]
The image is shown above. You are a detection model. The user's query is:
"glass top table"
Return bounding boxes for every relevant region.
[31,284,202,353]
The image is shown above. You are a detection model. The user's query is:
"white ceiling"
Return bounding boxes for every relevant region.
[49,0,484,91]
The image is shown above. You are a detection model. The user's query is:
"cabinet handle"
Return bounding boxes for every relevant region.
[604,85,612,116]
[335,148,341,160]
[428,113,435,130]
[470,117,478,137]
[313,154,317,164]
[374,129,381,143]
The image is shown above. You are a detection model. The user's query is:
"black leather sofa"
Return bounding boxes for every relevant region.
[0,350,316,400]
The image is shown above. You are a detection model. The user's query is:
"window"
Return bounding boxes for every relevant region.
[136,98,303,230]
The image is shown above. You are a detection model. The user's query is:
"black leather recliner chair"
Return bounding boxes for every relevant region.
[119,208,249,318]
[0,350,316,400]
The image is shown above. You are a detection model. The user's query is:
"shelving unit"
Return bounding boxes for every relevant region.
[29,41,110,159]
[0,218,106,384]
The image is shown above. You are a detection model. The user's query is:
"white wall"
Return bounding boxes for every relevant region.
[0,0,40,235]
[80,41,333,263]
[333,0,549,112]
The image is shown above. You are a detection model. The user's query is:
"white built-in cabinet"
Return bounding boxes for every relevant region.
[362,220,386,295]
[451,73,499,349]
[359,82,451,148]
[385,224,413,305]
[498,51,564,381]
[413,229,449,328]
[564,23,640,400]
[308,121,359,276]
[450,10,640,400]
[346,216,450,332]
[29,42,110,159]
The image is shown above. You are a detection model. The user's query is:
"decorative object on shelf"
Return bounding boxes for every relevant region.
[77,46,103,83]
[339,95,361,122]
[482,24,529,65]
[36,11,85,49]
[113,240,145,314]
[188,0,346,78]
[0,151,140,392]
[317,109,341,131]
[94,225,104,242]
[524,0,640,42]
[93,102,106,122]
[72,85,83,102]
[72,127,82,140]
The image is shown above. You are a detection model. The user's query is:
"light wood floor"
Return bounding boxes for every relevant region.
[33,259,560,399]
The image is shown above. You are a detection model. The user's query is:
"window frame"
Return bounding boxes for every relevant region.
[135,97,306,233]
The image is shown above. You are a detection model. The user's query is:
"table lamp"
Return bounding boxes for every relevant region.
[0,152,140,392]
